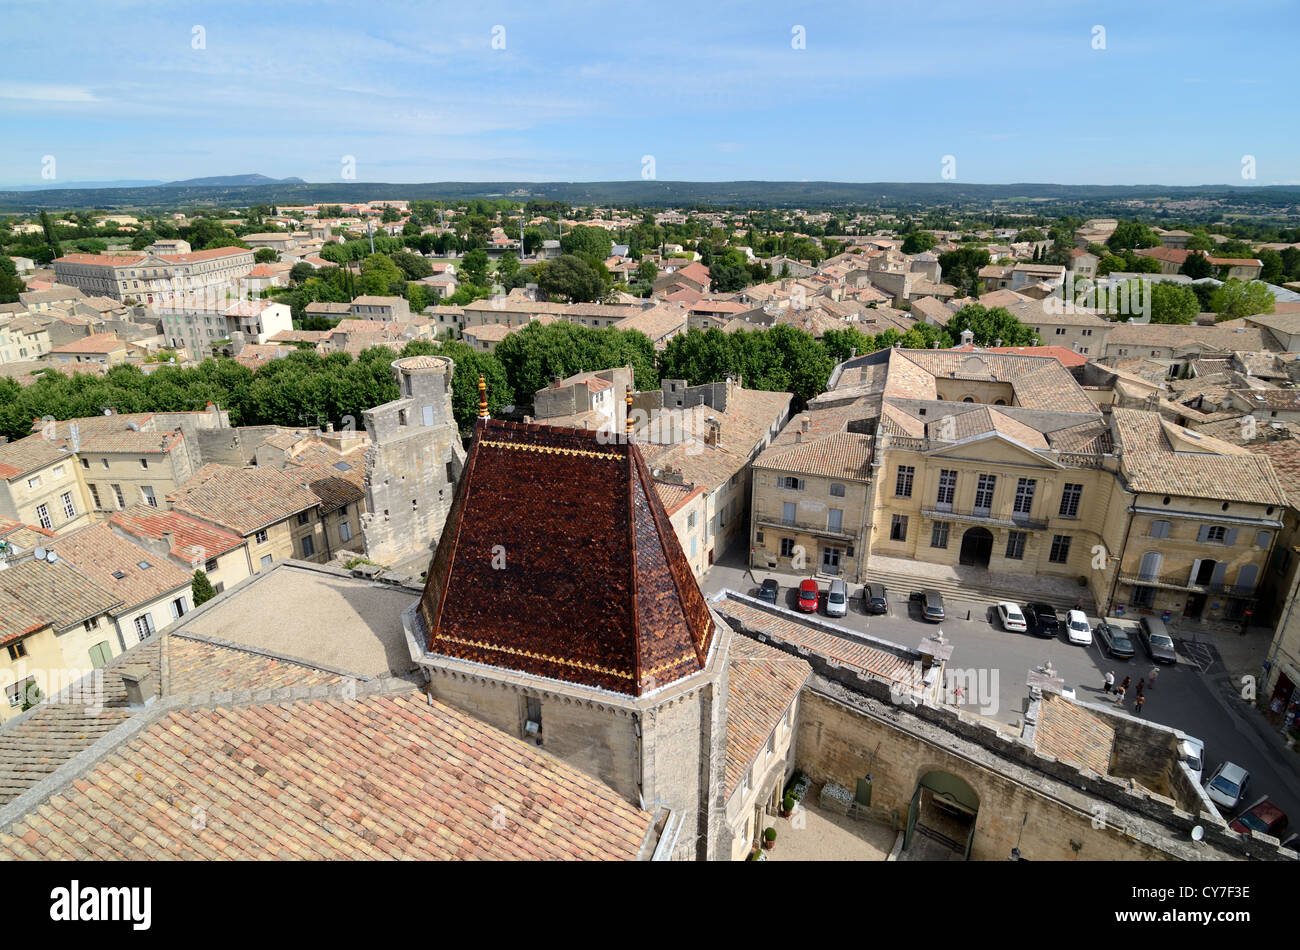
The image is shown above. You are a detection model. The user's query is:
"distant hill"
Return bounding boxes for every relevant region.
[0,179,1297,215]
[0,179,167,192]
[162,174,306,187]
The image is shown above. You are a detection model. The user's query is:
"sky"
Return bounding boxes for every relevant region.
[1,0,1297,188]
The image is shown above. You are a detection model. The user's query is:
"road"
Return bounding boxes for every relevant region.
[701,553,1300,836]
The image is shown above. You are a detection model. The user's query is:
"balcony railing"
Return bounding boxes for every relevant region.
[920,505,1047,531]
[1118,570,1259,599]
[754,511,859,542]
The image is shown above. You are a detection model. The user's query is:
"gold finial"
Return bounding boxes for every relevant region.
[625,390,634,439]
[478,374,489,419]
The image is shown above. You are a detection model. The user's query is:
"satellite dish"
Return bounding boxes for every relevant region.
[45,550,57,563]
[32,546,46,560]
[1191,826,1205,842]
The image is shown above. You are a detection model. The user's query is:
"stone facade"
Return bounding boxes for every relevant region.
[361,356,465,566]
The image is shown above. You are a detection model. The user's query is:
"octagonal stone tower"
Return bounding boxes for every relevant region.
[360,355,466,567]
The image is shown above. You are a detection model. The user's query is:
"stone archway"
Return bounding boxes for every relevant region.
[904,770,980,860]
[959,526,994,568]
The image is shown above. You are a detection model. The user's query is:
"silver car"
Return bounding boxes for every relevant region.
[825,578,848,617]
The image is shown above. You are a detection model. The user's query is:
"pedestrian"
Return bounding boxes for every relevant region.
[1115,685,1127,704]
[1148,666,1159,688]
[954,685,965,703]
[1136,678,1145,697]
[1104,670,1115,694]
[1121,675,1131,692]
[1135,694,1145,716]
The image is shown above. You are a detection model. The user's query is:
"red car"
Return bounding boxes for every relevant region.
[797,579,820,612]
[1230,797,1288,837]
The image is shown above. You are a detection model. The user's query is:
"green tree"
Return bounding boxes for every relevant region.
[1210,280,1275,320]
[938,247,991,296]
[359,253,403,295]
[192,569,218,607]
[537,254,606,302]
[459,248,490,287]
[254,248,279,264]
[1145,281,1200,325]
[1106,221,1160,251]
[946,304,1037,346]
[0,257,25,303]
[901,232,937,254]
[560,225,613,265]
[1015,228,1045,243]
[1180,252,1213,279]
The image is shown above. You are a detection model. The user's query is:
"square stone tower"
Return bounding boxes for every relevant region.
[360,355,466,567]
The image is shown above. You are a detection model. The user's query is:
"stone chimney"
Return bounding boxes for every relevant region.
[120,668,157,709]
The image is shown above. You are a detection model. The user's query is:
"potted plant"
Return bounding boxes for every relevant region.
[763,827,777,850]
[780,793,796,818]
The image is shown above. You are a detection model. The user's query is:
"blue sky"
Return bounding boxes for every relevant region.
[2,0,1296,187]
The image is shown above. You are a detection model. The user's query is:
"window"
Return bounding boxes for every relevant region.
[1149,520,1171,540]
[7,640,27,661]
[59,491,76,521]
[931,521,950,549]
[139,458,149,470]
[300,535,315,558]
[1256,530,1272,548]
[778,476,804,491]
[141,486,157,508]
[102,459,109,469]
[170,597,188,620]
[936,469,957,508]
[26,475,40,489]
[7,677,35,709]
[255,529,269,544]
[829,483,846,498]
[1013,478,1036,515]
[53,464,64,477]
[111,484,125,508]
[1059,483,1083,518]
[686,511,697,529]
[890,514,908,541]
[88,641,113,669]
[1005,531,1026,560]
[81,458,89,469]
[1202,525,1227,544]
[205,558,218,572]
[297,511,310,526]
[340,521,352,542]
[1131,586,1156,607]
[1055,327,1066,336]
[1049,535,1072,564]
[134,613,156,640]
[895,465,915,498]
[260,554,274,569]
[974,474,996,513]
[780,538,796,558]
[83,617,99,632]
[35,504,51,530]
[781,501,796,526]
[88,484,102,509]
[828,508,843,532]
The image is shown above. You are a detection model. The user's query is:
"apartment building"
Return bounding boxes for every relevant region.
[109,504,253,595]
[168,463,365,572]
[77,428,195,514]
[53,246,255,302]
[0,439,92,535]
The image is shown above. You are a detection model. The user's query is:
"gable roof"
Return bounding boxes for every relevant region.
[417,419,715,697]
[0,556,123,644]
[723,635,810,799]
[169,463,364,535]
[47,522,190,611]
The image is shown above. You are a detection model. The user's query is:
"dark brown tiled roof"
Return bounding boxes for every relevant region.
[418,419,715,696]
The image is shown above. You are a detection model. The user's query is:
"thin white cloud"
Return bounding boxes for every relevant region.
[0,83,99,102]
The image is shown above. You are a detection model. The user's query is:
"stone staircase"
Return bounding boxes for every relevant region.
[863,562,1099,617]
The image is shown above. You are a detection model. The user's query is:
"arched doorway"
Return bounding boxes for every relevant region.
[959,527,993,568]
[904,770,980,860]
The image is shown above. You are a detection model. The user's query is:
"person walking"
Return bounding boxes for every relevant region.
[1148,666,1159,688]
[1121,675,1131,693]
[1136,678,1145,697]
[1135,694,1146,717]
[1115,684,1127,704]
[1104,671,1115,694]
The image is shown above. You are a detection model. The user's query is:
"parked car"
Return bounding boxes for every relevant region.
[1205,761,1250,810]
[1230,797,1287,837]
[797,578,819,613]
[1065,609,1093,646]
[757,579,779,604]
[825,578,848,618]
[1023,603,1060,639]
[1138,616,1178,664]
[910,589,945,622]
[1179,737,1205,786]
[995,602,1027,632]
[863,584,889,615]
[1095,622,1135,659]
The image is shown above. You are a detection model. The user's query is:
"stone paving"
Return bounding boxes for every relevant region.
[759,796,897,861]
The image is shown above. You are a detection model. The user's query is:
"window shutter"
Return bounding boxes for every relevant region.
[1224,528,1238,547]
[1188,560,1202,586]
[1257,530,1271,548]
[1237,564,1259,592]
[1195,525,1209,543]
[1210,561,1227,587]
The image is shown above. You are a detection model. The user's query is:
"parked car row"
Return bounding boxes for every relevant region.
[753,578,944,621]
[1200,758,1291,841]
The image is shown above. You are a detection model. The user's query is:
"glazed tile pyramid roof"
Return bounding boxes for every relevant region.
[418,419,715,696]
